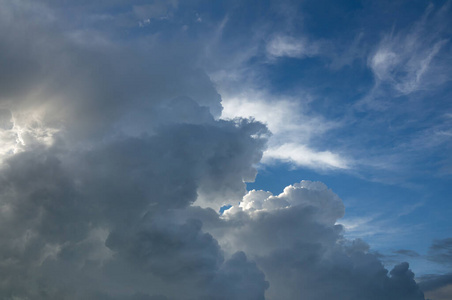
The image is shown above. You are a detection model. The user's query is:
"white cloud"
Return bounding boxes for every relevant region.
[221,91,350,170]
[266,35,319,59]
[216,181,424,299]
[367,3,450,97]
[0,107,60,162]
[263,143,349,169]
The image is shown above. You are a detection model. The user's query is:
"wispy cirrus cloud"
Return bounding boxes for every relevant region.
[266,35,320,59]
[220,90,350,170]
[362,2,451,108]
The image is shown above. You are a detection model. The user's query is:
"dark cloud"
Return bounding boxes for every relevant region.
[0,110,268,299]
[0,1,268,298]
[418,238,452,300]
[394,249,421,257]
[0,109,13,130]
[419,273,452,292]
[419,273,452,300]
[428,238,452,265]
[0,1,433,299]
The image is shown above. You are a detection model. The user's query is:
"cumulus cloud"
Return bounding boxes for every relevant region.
[0,1,430,299]
[213,181,425,300]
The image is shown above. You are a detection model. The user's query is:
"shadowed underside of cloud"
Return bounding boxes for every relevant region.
[0,1,433,299]
[419,273,452,300]
[428,238,452,265]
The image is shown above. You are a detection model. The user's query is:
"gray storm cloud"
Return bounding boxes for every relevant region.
[0,1,428,299]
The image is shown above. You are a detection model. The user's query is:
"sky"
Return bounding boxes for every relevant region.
[0,0,451,299]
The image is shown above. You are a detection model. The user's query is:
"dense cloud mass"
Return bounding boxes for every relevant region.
[0,1,432,299]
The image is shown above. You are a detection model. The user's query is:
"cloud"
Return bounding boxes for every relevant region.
[400,238,452,300]
[335,3,452,182]
[133,0,178,20]
[419,274,452,300]
[419,273,452,293]
[0,1,433,299]
[216,181,425,300]
[428,238,452,265]
[221,91,349,170]
[263,143,349,169]
[0,94,268,300]
[0,1,268,299]
[266,35,319,59]
[394,249,421,257]
[364,2,451,105]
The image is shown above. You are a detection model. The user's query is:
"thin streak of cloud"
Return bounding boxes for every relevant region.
[266,35,320,59]
[263,143,350,170]
[362,3,451,108]
[221,91,350,171]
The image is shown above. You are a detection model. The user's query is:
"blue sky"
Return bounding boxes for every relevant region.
[0,0,451,299]
[214,0,452,276]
